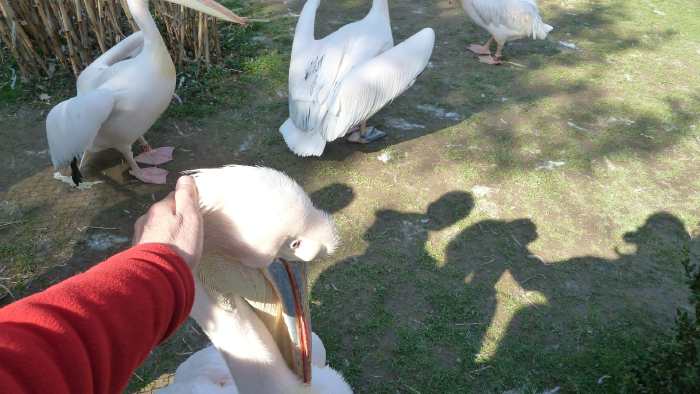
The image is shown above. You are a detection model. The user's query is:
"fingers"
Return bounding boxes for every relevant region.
[150,192,176,216]
[174,176,200,217]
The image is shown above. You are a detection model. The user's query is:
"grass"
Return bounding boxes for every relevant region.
[1,0,700,392]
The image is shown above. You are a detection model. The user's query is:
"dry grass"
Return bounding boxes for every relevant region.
[0,0,222,77]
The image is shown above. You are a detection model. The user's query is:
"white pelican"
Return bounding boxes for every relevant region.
[158,166,351,393]
[158,300,351,393]
[280,0,435,156]
[46,0,246,185]
[456,0,553,64]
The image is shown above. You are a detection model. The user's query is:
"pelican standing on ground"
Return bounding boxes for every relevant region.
[455,0,552,64]
[280,0,435,156]
[46,0,246,185]
[158,166,352,393]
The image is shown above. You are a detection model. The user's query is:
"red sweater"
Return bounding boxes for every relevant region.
[0,243,194,394]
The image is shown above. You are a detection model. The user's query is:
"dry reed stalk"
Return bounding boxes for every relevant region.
[0,0,224,79]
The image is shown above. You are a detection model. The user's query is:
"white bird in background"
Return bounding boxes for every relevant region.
[158,166,352,393]
[456,0,553,65]
[280,0,435,156]
[45,0,246,185]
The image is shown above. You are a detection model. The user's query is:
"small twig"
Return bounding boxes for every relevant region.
[132,373,144,382]
[477,222,498,235]
[469,365,493,375]
[505,61,526,68]
[0,283,15,300]
[528,254,545,262]
[455,322,484,326]
[9,67,16,89]
[522,274,546,285]
[182,337,193,351]
[0,221,23,229]
[77,226,119,232]
[403,383,421,394]
[510,234,521,247]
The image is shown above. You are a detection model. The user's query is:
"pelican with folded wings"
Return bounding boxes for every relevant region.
[46,0,246,185]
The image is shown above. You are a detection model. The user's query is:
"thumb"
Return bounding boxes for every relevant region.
[174,175,199,216]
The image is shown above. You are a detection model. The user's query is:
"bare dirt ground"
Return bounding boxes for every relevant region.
[1,0,699,393]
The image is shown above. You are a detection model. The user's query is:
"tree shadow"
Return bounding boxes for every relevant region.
[310,182,356,214]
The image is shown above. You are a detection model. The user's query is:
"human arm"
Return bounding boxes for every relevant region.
[0,176,203,394]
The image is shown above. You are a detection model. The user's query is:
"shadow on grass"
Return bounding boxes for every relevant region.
[313,191,697,392]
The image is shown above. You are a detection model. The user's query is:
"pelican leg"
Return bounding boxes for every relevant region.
[479,40,504,65]
[118,145,168,184]
[138,136,152,152]
[494,40,504,60]
[346,121,387,144]
[468,37,493,56]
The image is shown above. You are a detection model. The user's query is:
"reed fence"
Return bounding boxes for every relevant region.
[0,0,222,78]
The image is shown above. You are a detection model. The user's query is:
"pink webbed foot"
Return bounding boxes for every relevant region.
[135,147,174,166]
[479,55,503,65]
[130,167,169,184]
[468,44,491,56]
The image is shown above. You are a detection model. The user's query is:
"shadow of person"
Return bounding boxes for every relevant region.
[444,218,542,364]
[311,191,474,387]
[363,191,475,261]
[442,212,694,391]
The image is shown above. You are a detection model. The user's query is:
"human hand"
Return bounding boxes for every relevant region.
[133,176,203,270]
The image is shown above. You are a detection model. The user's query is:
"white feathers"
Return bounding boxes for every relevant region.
[158,344,352,394]
[45,2,176,172]
[281,0,435,156]
[279,118,327,157]
[321,28,435,142]
[76,31,145,94]
[174,283,352,394]
[460,0,552,43]
[46,90,115,168]
[156,346,239,394]
[186,166,338,268]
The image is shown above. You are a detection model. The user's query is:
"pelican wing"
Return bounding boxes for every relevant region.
[320,28,435,141]
[472,0,541,33]
[288,0,393,135]
[46,90,115,168]
[77,32,144,93]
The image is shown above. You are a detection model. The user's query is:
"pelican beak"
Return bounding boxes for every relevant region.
[197,255,312,384]
[165,0,248,25]
[262,259,312,384]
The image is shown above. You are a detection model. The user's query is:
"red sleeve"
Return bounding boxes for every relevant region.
[0,243,194,394]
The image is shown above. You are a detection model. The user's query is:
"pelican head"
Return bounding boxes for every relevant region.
[164,0,247,25]
[188,166,338,384]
